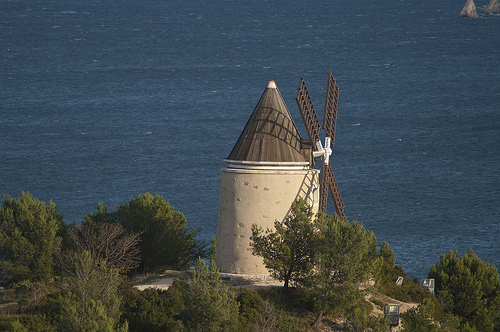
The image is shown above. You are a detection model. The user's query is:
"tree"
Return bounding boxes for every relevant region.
[375,241,406,287]
[300,214,380,326]
[379,241,395,266]
[401,298,441,332]
[116,193,202,272]
[59,251,128,332]
[181,258,240,331]
[428,248,500,332]
[57,204,141,274]
[0,192,64,283]
[119,281,184,332]
[250,198,316,289]
[345,306,390,332]
[236,289,264,331]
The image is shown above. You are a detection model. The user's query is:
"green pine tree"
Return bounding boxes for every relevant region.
[429,248,500,332]
[250,198,316,289]
[0,192,64,283]
[59,251,128,332]
[116,193,204,272]
[301,214,380,326]
[181,258,239,331]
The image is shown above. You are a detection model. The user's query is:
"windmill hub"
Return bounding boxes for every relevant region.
[324,137,332,165]
[312,137,332,165]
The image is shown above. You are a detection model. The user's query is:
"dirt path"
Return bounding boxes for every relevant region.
[135,272,282,291]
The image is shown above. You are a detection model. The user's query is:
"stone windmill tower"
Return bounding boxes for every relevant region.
[216,73,345,274]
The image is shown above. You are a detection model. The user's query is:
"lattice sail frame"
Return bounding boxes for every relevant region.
[295,70,345,218]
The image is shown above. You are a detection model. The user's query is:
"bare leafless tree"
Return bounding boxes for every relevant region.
[58,221,141,274]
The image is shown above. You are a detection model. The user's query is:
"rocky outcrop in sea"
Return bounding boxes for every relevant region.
[460,0,479,18]
[485,0,500,14]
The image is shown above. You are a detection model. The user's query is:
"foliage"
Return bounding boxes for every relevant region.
[67,251,122,306]
[59,296,122,332]
[58,251,127,332]
[250,298,282,332]
[313,215,379,285]
[428,248,500,332]
[120,274,303,332]
[0,192,64,283]
[247,295,305,332]
[258,286,307,314]
[382,278,438,304]
[0,315,57,332]
[181,258,240,331]
[375,241,405,286]
[379,241,396,267]
[368,315,392,332]
[345,306,390,332]
[236,289,264,330]
[58,207,141,274]
[374,241,439,309]
[250,198,316,289]
[116,193,203,272]
[119,281,184,332]
[276,314,303,332]
[83,202,120,224]
[401,298,442,332]
[209,236,217,266]
[300,214,380,325]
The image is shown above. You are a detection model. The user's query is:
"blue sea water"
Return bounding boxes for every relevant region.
[1,0,499,279]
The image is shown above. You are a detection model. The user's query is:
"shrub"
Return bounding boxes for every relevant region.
[181,259,240,331]
[0,315,56,332]
[236,289,263,330]
[382,278,436,304]
[400,298,441,332]
[119,282,184,332]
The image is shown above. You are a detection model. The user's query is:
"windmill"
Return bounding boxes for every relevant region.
[215,72,346,274]
[295,70,345,218]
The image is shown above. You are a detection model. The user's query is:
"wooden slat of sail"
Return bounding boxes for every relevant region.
[323,163,345,218]
[319,160,329,214]
[296,78,321,151]
[228,82,306,163]
[323,70,339,148]
[322,70,344,218]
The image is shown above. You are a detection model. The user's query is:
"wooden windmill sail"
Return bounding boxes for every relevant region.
[295,70,345,218]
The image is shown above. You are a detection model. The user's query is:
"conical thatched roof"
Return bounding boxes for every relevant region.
[228,81,309,163]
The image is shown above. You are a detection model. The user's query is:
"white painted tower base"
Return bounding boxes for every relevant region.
[215,160,319,274]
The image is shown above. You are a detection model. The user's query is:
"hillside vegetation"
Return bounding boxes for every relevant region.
[1,193,499,331]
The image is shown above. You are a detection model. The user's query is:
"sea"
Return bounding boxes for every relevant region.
[1,0,499,279]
